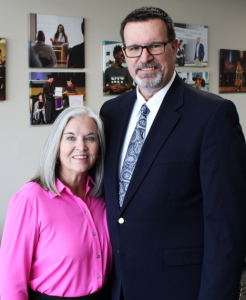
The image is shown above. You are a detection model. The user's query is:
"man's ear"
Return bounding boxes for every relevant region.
[171,39,179,61]
[122,46,127,59]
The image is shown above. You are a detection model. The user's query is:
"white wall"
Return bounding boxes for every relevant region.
[0,0,246,235]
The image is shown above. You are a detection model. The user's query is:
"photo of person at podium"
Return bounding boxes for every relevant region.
[29,14,85,68]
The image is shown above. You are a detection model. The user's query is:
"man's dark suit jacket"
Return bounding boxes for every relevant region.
[100,75,246,300]
[194,42,205,62]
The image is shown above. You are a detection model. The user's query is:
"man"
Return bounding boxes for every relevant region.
[67,21,85,68]
[193,74,208,91]
[103,45,132,95]
[100,6,246,300]
[43,75,56,123]
[194,36,205,66]
[32,31,57,67]
[63,78,76,109]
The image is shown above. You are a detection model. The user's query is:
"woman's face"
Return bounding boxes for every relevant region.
[180,42,184,47]
[58,25,63,33]
[38,94,43,101]
[59,116,99,179]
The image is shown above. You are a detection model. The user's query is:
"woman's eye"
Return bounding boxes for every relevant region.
[67,136,75,141]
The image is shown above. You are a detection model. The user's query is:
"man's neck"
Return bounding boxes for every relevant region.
[114,61,121,69]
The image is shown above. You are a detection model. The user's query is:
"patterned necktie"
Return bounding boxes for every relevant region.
[119,104,150,207]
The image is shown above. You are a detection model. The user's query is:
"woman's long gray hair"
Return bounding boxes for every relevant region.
[31,106,106,197]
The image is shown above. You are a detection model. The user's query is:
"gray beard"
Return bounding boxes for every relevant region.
[134,62,163,89]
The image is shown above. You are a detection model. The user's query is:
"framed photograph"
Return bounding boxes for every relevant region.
[219,49,246,93]
[0,38,6,100]
[29,72,86,125]
[178,71,209,91]
[103,41,135,95]
[174,23,208,67]
[29,13,84,68]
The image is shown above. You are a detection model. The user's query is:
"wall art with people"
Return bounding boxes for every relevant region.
[174,23,208,67]
[29,14,84,68]
[219,49,246,93]
[29,72,86,125]
[103,41,136,96]
[178,71,209,92]
[0,38,6,100]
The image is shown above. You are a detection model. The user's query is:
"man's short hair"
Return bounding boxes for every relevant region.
[36,31,45,42]
[120,6,176,45]
[113,45,122,58]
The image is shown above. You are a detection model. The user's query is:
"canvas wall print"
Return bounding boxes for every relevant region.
[29,14,84,68]
[219,49,246,93]
[29,72,85,125]
[174,23,208,67]
[178,71,209,92]
[0,38,6,100]
[103,41,135,95]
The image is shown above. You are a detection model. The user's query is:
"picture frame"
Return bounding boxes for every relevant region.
[29,72,86,125]
[29,13,84,68]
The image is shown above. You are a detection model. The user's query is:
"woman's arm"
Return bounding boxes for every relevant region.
[0,193,39,300]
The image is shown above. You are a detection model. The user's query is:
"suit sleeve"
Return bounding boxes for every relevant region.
[198,100,246,300]
[0,194,39,300]
[201,44,205,61]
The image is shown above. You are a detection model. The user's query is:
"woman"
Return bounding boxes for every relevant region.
[50,24,68,45]
[0,107,112,299]
[176,40,185,66]
[33,92,46,124]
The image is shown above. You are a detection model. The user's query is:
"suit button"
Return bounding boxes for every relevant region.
[118,217,124,224]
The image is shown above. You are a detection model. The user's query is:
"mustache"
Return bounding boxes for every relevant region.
[135,61,162,72]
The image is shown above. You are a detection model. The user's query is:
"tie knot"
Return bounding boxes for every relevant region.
[141,104,150,117]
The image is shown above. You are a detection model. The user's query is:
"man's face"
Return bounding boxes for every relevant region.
[123,19,178,93]
[197,37,200,43]
[114,51,124,66]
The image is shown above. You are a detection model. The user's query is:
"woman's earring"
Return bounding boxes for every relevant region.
[56,156,60,164]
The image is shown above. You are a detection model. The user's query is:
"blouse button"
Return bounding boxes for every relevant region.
[93,232,97,236]
[97,255,100,258]
[98,275,101,279]
[86,211,90,215]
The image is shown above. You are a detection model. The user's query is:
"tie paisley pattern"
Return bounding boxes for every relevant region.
[119,104,150,207]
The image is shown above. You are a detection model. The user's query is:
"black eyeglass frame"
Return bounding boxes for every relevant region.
[122,40,173,58]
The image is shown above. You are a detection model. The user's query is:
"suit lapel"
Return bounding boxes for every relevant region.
[120,75,184,213]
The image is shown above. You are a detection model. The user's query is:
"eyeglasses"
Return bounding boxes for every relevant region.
[123,41,173,58]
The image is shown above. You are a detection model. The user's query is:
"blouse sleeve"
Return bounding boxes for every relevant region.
[0,193,39,300]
